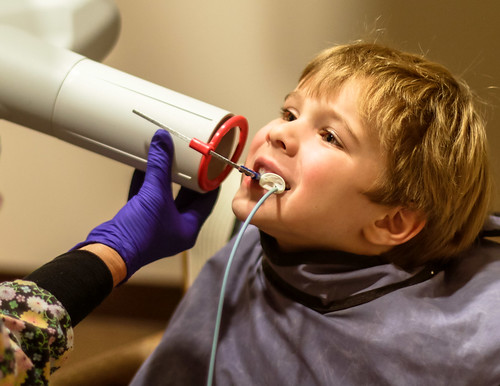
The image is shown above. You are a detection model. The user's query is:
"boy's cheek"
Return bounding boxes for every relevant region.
[248,134,265,155]
[246,121,275,155]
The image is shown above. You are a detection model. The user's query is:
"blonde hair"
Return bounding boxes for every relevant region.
[299,42,492,268]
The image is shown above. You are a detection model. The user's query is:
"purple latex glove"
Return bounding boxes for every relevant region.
[74,129,219,280]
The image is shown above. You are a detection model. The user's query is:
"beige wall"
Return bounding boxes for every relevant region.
[0,0,499,284]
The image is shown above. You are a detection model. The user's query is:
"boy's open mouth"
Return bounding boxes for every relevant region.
[258,167,291,191]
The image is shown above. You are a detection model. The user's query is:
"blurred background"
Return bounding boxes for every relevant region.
[0,0,499,381]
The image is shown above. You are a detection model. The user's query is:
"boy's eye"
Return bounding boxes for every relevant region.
[320,129,343,148]
[280,107,297,122]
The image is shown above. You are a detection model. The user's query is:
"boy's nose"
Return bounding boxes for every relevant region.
[266,121,299,156]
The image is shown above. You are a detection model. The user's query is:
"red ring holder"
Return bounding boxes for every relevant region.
[189,115,248,191]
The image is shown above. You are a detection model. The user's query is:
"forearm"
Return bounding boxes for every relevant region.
[24,248,115,326]
[79,243,127,286]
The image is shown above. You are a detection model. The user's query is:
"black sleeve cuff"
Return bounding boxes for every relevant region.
[24,250,114,326]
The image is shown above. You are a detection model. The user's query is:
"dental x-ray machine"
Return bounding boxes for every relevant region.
[0,0,249,193]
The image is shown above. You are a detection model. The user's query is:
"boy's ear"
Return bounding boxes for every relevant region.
[364,207,426,247]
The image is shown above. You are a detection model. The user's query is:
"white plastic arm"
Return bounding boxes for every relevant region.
[0,25,234,192]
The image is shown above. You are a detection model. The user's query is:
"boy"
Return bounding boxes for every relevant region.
[130,42,498,384]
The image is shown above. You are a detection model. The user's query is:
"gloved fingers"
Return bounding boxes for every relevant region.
[147,129,174,170]
[175,187,220,219]
[128,169,146,200]
[129,129,173,200]
[143,129,175,193]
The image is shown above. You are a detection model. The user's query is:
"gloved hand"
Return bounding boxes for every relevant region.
[73,129,219,280]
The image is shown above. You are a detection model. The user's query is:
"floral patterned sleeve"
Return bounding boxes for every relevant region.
[0,279,73,385]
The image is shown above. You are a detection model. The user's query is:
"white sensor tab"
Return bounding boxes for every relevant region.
[259,172,286,194]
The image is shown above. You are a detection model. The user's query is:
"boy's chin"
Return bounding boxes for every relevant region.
[231,194,269,226]
[231,198,251,223]
[231,185,256,217]
[231,193,246,220]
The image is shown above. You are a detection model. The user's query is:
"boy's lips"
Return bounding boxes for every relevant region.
[253,158,291,191]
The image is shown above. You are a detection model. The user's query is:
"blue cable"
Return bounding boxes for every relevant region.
[207,187,278,386]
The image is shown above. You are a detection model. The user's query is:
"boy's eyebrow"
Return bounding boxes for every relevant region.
[284,91,360,146]
[329,107,360,146]
[283,92,294,101]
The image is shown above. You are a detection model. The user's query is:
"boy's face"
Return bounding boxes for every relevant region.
[232,80,391,254]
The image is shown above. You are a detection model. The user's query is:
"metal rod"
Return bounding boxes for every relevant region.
[133,109,260,180]
[133,109,192,143]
